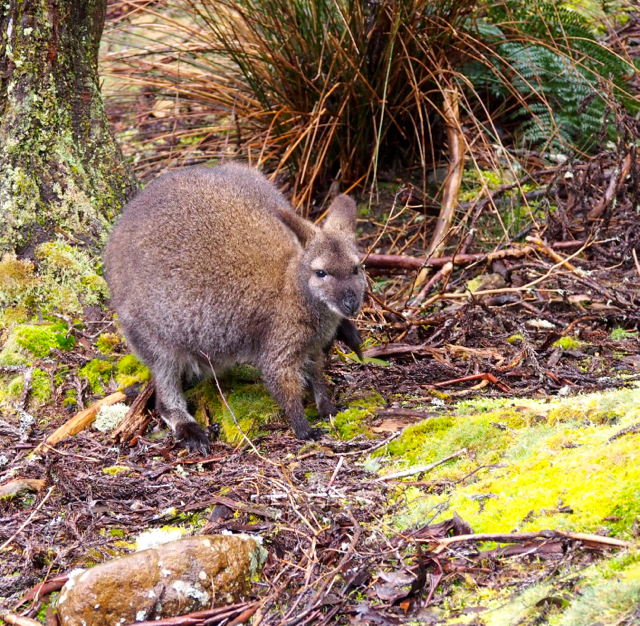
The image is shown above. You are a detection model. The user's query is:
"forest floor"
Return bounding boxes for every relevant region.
[1,144,640,624]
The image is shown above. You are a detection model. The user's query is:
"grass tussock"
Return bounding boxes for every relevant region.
[101,0,638,208]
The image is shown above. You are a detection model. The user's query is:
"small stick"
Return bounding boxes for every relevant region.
[34,392,126,454]
[337,432,400,457]
[421,529,635,553]
[327,457,344,489]
[526,236,577,271]
[0,487,55,551]
[433,372,511,393]
[632,248,640,280]
[1,613,44,626]
[377,449,466,482]
[18,367,34,411]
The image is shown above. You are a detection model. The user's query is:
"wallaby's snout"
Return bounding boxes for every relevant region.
[342,287,361,317]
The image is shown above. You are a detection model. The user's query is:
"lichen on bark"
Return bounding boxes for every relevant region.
[0,0,138,256]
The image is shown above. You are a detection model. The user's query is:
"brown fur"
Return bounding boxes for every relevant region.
[104,163,365,452]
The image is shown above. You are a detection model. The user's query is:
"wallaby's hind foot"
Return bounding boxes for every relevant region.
[174,420,211,454]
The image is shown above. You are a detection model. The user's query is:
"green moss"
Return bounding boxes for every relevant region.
[79,358,114,394]
[506,333,524,344]
[552,336,583,350]
[386,386,640,541]
[186,375,279,444]
[333,391,385,439]
[30,368,51,405]
[114,354,151,389]
[95,332,121,354]
[63,388,78,408]
[0,367,51,412]
[0,323,74,364]
[611,327,639,341]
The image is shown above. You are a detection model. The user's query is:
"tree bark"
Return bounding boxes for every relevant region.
[0,0,137,256]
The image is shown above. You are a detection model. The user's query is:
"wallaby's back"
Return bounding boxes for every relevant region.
[107,164,302,356]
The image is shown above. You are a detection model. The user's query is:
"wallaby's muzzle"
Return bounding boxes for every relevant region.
[341,288,361,317]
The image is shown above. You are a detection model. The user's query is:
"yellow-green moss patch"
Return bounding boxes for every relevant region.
[0,322,75,364]
[114,354,151,389]
[95,332,121,354]
[386,386,640,540]
[334,390,385,439]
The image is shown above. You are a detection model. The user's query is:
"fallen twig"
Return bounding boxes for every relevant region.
[0,486,55,551]
[432,372,511,393]
[1,612,44,626]
[588,152,632,220]
[34,391,127,454]
[337,432,400,457]
[421,529,635,553]
[377,449,467,482]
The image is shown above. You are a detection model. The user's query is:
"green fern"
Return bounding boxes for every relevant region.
[463,0,637,151]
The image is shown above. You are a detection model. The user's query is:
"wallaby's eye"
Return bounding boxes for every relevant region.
[353,264,361,275]
[315,269,327,278]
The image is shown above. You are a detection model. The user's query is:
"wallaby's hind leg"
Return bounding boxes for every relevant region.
[262,363,323,440]
[152,355,211,454]
[305,355,337,419]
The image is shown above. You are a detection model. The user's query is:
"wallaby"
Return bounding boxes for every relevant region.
[105,163,366,453]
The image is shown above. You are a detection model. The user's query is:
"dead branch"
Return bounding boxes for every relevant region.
[425,88,465,261]
[111,381,155,444]
[33,391,127,454]
[588,152,632,220]
[364,246,531,273]
[377,449,467,481]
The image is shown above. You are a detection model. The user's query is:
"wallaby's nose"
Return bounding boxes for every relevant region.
[342,289,360,317]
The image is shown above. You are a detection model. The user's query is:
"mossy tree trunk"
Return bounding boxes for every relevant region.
[0,0,138,256]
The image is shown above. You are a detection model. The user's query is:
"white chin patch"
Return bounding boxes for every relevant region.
[327,302,344,317]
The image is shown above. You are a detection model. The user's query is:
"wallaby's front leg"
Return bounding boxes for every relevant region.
[262,364,322,440]
[305,354,337,419]
[153,356,210,454]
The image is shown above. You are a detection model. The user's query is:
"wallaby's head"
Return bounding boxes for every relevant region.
[278,195,365,318]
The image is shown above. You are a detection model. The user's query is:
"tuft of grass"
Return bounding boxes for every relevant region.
[101,0,637,207]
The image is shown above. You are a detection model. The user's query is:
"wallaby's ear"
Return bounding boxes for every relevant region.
[274,206,317,247]
[322,195,357,234]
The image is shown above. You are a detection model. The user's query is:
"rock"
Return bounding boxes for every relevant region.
[0,478,46,499]
[57,535,266,626]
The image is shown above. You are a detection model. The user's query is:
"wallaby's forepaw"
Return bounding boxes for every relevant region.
[318,400,338,420]
[295,426,325,441]
[174,421,211,454]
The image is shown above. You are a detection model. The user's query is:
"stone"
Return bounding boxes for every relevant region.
[0,478,46,499]
[57,535,266,626]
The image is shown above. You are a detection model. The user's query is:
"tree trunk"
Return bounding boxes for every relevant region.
[0,0,138,256]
